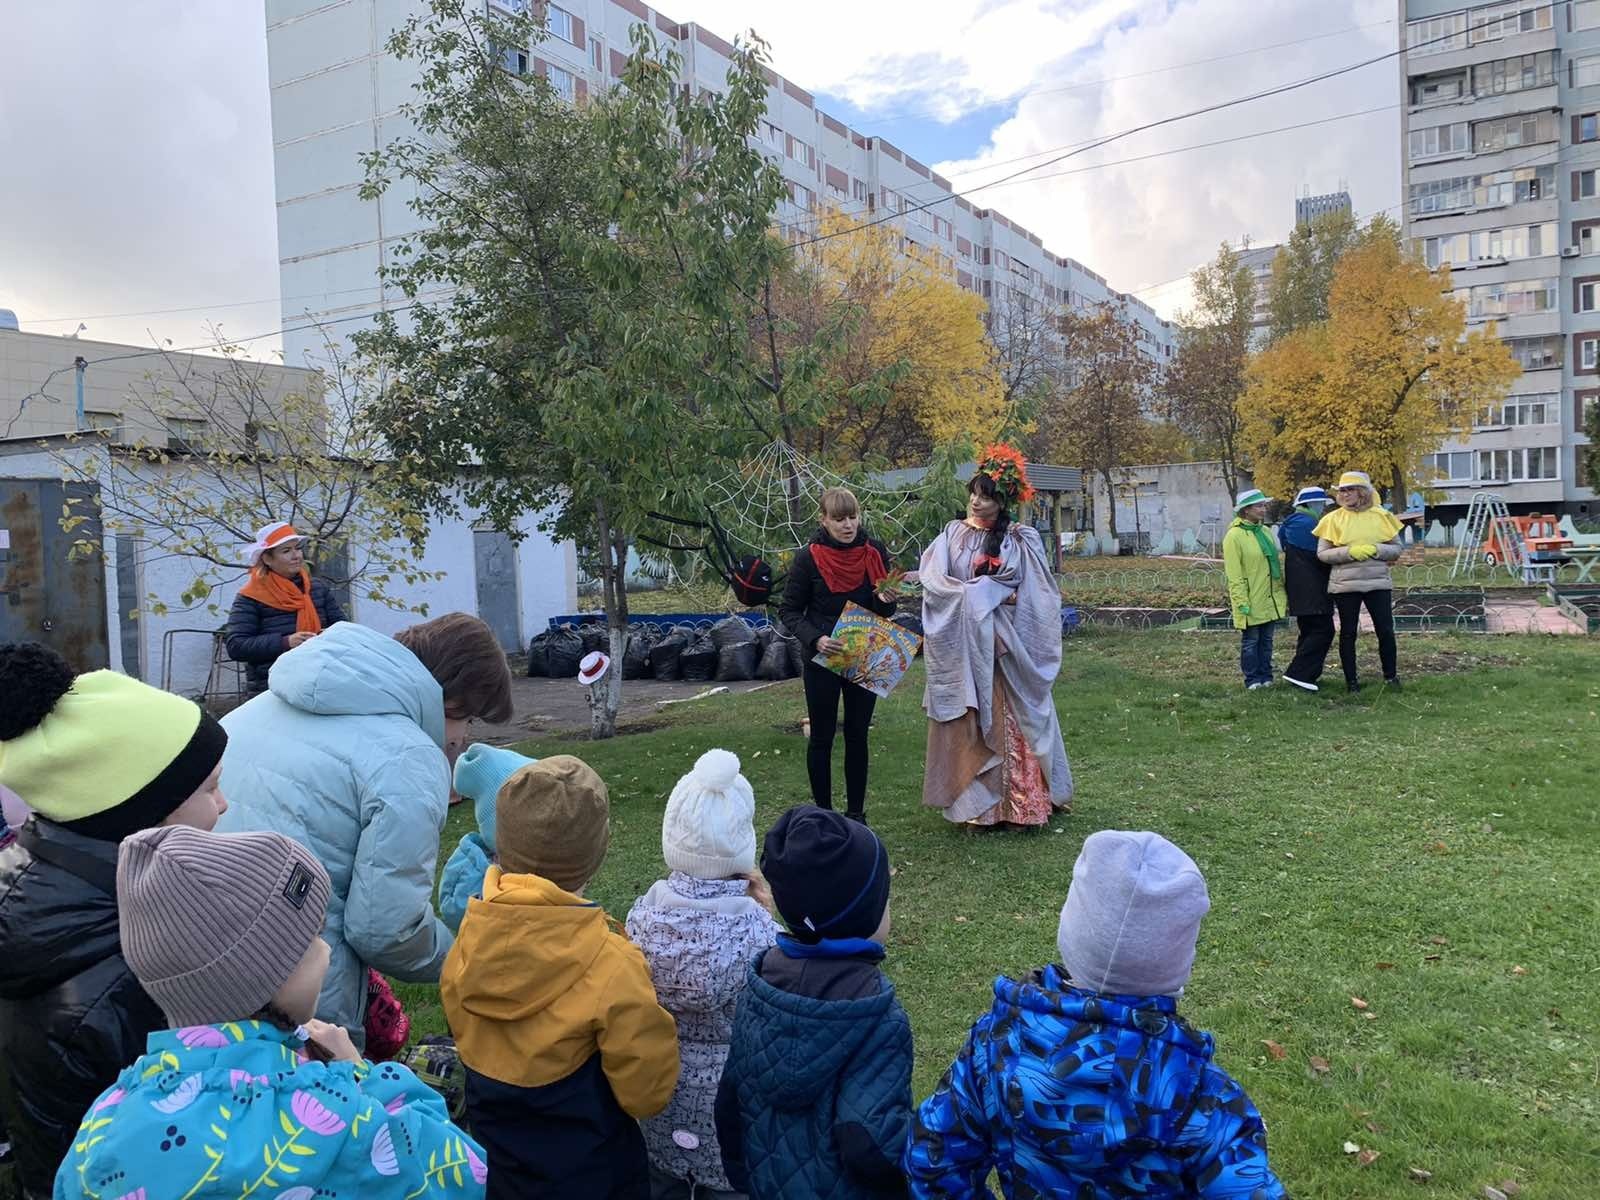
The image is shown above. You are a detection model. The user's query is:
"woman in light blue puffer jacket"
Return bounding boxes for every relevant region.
[217,616,512,1051]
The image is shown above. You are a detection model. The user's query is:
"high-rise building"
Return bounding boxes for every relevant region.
[1295,189,1354,227]
[265,0,1175,373]
[1236,242,1282,343]
[1400,0,1597,514]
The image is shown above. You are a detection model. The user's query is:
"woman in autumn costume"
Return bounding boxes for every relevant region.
[778,488,900,822]
[920,447,1072,828]
[55,824,486,1200]
[225,521,346,694]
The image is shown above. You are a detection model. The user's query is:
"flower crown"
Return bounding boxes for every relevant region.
[976,443,1035,505]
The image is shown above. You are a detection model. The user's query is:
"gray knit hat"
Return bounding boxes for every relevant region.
[117,825,331,1028]
[1057,830,1210,997]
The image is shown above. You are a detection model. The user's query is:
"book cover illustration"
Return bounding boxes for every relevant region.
[812,601,923,698]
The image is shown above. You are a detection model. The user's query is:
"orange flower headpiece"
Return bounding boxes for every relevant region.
[976,443,1036,505]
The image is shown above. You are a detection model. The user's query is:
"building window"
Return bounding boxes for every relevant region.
[546,5,576,45]
[1407,12,1469,57]
[1473,111,1556,153]
[1583,337,1600,369]
[1408,164,1553,216]
[1580,391,1599,430]
[1471,51,1557,97]
[1582,282,1600,313]
[1458,277,1557,317]
[1580,0,1600,30]
[590,36,602,71]
[787,181,815,209]
[1410,121,1470,160]
[852,178,868,204]
[825,178,847,201]
[760,121,784,154]
[1469,2,1553,44]
[1505,334,1562,369]
[1575,55,1600,88]
[1581,114,1600,144]
[1478,447,1560,482]
[1417,222,1554,267]
[786,135,814,169]
[1581,170,1600,199]
[1411,72,1467,106]
[547,64,575,102]
[498,45,529,74]
[1478,394,1558,426]
[83,411,123,440]
[1428,451,1476,482]
[166,418,208,452]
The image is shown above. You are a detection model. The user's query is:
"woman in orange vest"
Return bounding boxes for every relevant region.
[225,521,346,693]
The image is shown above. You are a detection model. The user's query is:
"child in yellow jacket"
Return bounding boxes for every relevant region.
[440,756,679,1200]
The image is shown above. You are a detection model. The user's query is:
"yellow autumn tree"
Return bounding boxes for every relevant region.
[1241,236,1521,499]
[780,207,1006,466]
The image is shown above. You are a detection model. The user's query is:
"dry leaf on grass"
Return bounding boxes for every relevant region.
[1351,996,1370,1010]
[1357,1149,1381,1167]
[1376,961,1396,970]
[1428,935,1449,946]
[1511,965,1528,976]
[1309,1056,1331,1075]
[1408,1167,1433,1182]
[1262,1040,1287,1061]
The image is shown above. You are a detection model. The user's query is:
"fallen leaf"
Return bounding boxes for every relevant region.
[1427,840,1448,853]
[1309,1056,1331,1075]
[1363,1012,1379,1021]
[1409,1167,1433,1182]
[1343,1141,1361,1155]
[1497,1182,1522,1197]
[1357,1149,1380,1167]
[1262,1040,1287,1061]
[953,916,969,924]
[1424,954,1442,962]
[1351,996,1370,1010]
[1511,965,1527,976]
[1376,962,1396,970]
[1284,852,1296,860]
[1484,1188,1508,1200]
[1428,935,1449,946]
[1365,1121,1386,1135]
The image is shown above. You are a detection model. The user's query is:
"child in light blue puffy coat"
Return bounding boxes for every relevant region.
[56,824,485,1200]
[438,744,535,931]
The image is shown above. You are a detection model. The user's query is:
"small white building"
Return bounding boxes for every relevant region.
[1089,461,1249,554]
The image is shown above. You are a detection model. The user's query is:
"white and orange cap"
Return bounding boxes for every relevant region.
[246,521,308,567]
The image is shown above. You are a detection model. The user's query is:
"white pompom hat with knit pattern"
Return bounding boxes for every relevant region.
[662,749,757,879]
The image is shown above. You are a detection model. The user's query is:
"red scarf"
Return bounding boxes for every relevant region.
[237,566,323,634]
[810,540,888,594]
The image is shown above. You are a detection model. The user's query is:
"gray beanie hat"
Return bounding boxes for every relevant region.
[117,825,331,1028]
[1057,830,1210,997]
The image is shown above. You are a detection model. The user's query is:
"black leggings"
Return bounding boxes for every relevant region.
[802,661,877,815]
[1333,590,1397,684]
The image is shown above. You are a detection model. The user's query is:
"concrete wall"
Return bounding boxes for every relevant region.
[1090,461,1244,548]
[0,443,575,696]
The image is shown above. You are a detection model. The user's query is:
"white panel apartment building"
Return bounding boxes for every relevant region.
[1401,0,1597,516]
[266,0,1175,371]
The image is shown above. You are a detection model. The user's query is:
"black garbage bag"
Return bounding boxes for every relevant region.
[545,626,584,680]
[579,624,609,655]
[710,616,754,650]
[680,633,718,683]
[622,631,652,680]
[651,632,686,682]
[525,631,552,677]
[757,633,797,681]
[714,637,759,682]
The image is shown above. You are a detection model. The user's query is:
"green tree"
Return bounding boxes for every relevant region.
[1268,212,1399,341]
[355,0,786,737]
[1585,396,1600,492]
[1165,241,1255,497]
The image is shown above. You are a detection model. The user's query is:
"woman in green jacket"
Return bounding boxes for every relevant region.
[1223,488,1288,689]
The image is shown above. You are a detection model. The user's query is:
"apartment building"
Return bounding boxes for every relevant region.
[265,0,1175,372]
[1401,0,1598,516]
[1295,189,1354,225]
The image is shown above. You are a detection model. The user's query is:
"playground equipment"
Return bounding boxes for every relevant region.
[1452,493,1573,582]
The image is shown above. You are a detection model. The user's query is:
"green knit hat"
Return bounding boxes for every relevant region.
[0,643,227,840]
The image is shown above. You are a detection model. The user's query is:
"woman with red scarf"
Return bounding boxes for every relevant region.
[779,488,899,823]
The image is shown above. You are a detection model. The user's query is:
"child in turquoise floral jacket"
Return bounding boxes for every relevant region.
[54,825,486,1200]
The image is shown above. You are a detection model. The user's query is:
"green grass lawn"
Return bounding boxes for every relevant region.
[404,629,1600,1199]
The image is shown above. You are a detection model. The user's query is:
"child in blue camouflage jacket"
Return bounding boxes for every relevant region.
[905,830,1287,1200]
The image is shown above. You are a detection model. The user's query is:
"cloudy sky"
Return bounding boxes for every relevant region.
[0,0,1400,356]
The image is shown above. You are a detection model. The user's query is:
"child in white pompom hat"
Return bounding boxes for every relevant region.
[626,749,781,1199]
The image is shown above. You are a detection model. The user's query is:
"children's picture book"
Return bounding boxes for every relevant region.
[812,601,923,698]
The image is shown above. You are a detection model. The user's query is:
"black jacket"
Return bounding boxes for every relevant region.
[779,532,897,653]
[0,820,167,1200]
[224,574,346,690]
[465,1053,649,1200]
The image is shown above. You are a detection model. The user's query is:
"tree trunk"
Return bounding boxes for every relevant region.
[1100,469,1120,541]
[589,498,628,740]
[1389,464,1406,509]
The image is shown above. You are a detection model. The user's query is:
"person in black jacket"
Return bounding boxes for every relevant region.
[0,642,231,1200]
[1278,486,1336,692]
[226,521,346,693]
[779,488,899,823]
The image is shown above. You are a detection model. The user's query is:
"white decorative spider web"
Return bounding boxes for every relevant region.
[701,440,929,561]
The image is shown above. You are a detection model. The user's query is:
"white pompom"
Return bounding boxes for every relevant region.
[693,748,741,790]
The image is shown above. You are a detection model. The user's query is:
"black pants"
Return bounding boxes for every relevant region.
[1285,614,1335,684]
[1333,591,1397,684]
[802,661,876,815]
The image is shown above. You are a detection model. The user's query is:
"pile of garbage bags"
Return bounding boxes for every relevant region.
[527,616,805,683]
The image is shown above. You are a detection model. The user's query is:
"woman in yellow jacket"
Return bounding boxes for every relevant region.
[1223,488,1288,689]
[1315,470,1405,693]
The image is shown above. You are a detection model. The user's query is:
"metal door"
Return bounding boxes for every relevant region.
[473,529,521,652]
[0,478,109,669]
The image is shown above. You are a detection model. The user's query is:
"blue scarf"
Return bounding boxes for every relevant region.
[776,933,886,961]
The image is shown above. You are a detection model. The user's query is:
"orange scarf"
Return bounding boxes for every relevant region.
[237,566,323,634]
